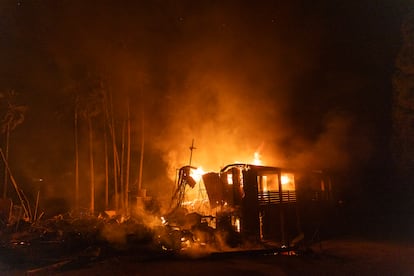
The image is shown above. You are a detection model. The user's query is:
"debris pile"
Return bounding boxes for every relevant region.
[0,162,335,274]
[0,210,164,270]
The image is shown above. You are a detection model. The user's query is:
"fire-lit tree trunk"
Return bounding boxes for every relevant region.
[0,148,31,220]
[75,77,104,213]
[138,110,144,195]
[74,102,79,210]
[87,115,95,213]
[117,101,132,213]
[103,89,121,210]
[104,112,109,209]
[2,123,9,199]
[1,91,27,199]
[102,90,112,209]
[120,120,125,210]
[108,91,120,210]
[125,102,131,212]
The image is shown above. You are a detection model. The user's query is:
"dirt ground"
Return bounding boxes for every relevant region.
[2,238,413,275]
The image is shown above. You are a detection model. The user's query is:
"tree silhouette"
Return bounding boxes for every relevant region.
[0,90,27,198]
[76,77,104,213]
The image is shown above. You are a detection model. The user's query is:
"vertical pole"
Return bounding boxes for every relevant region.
[126,100,131,212]
[278,171,286,246]
[104,118,109,209]
[103,91,110,210]
[74,104,79,211]
[2,124,9,198]
[138,112,144,193]
[120,120,125,210]
[88,116,95,214]
[136,91,145,213]
[109,91,119,211]
[189,139,196,166]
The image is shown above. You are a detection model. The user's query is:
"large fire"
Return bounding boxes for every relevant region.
[179,151,265,215]
[190,167,205,182]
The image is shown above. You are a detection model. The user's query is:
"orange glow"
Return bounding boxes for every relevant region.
[253,151,262,165]
[262,175,268,192]
[281,173,295,191]
[258,174,279,192]
[281,175,289,185]
[190,167,205,182]
[181,167,210,215]
[232,217,241,232]
[227,174,233,185]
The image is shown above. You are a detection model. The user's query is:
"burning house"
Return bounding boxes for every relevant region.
[168,163,333,250]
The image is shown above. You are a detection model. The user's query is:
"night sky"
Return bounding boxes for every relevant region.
[0,0,412,212]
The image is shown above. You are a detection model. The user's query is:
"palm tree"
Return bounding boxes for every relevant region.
[125,100,131,212]
[74,94,80,211]
[77,80,104,214]
[105,90,121,210]
[0,90,27,199]
[119,101,132,213]
[102,98,109,210]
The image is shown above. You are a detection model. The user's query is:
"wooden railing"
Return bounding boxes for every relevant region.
[258,191,296,205]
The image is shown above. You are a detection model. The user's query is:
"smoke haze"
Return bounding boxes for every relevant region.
[0,0,402,208]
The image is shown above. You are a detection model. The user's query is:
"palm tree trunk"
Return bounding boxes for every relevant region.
[74,106,79,210]
[2,123,10,199]
[0,148,30,219]
[125,102,131,212]
[138,112,144,193]
[88,115,95,213]
[104,116,109,210]
[109,91,119,210]
[120,120,125,210]
[103,93,110,209]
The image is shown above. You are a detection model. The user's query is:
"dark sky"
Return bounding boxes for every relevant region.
[0,0,411,206]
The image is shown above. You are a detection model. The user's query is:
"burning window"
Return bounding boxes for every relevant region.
[258,173,279,192]
[227,174,233,185]
[280,173,295,191]
[225,168,243,187]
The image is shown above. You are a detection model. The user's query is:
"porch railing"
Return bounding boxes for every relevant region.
[258,191,296,205]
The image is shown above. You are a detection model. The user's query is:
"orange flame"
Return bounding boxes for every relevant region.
[190,167,205,182]
[253,151,262,165]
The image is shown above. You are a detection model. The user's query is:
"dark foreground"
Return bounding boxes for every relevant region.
[1,239,413,275]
